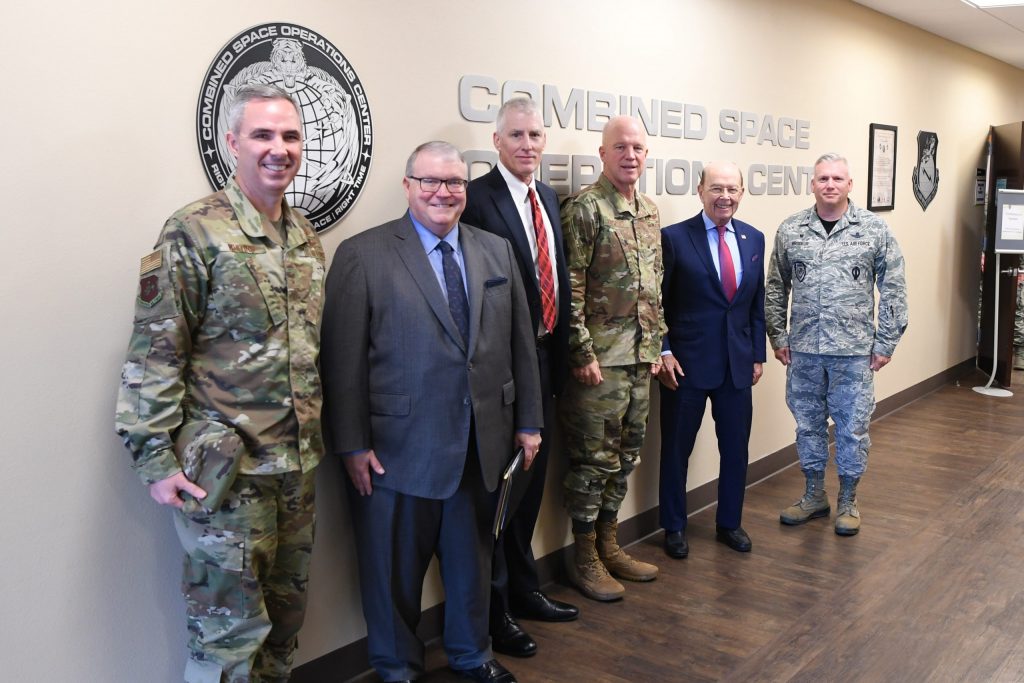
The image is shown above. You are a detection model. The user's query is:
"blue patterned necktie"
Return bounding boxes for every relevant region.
[437,241,469,344]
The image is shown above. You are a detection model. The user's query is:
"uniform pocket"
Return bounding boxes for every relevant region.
[247,260,287,327]
[208,250,276,340]
[115,334,152,424]
[175,512,254,620]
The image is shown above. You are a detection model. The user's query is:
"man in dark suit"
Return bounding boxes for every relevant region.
[321,141,543,683]
[462,97,579,659]
[656,161,766,559]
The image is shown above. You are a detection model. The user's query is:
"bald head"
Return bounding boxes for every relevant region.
[602,115,646,147]
[599,116,648,199]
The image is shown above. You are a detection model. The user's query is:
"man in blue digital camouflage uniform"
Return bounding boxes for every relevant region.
[765,153,908,536]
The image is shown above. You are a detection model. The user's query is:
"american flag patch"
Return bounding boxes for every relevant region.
[140,250,162,274]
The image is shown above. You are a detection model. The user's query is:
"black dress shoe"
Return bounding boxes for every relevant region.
[511,590,580,622]
[454,658,517,682]
[490,611,537,657]
[664,530,689,559]
[716,526,752,552]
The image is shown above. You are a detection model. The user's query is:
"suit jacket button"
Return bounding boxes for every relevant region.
[463,397,471,406]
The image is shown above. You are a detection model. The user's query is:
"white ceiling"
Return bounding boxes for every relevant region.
[853,0,1024,69]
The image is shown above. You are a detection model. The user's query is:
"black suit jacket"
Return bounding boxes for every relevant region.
[321,213,543,499]
[463,165,571,395]
[661,212,767,390]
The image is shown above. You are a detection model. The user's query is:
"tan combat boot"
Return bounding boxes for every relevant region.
[835,475,861,536]
[780,469,830,525]
[595,519,658,582]
[567,531,625,601]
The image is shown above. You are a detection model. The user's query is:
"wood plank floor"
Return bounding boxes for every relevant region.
[376,368,1024,682]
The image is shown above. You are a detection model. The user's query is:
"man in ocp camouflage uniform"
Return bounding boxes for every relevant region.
[115,84,325,682]
[766,152,908,537]
[560,115,665,602]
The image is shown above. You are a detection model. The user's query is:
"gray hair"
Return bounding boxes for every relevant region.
[496,97,542,133]
[226,84,301,135]
[405,141,466,177]
[815,152,849,168]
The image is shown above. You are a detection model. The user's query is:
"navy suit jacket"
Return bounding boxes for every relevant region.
[661,212,767,390]
[321,213,543,499]
[462,165,571,395]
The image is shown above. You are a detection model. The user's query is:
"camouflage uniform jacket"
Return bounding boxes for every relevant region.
[560,173,665,367]
[116,177,326,485]
[765,200,908,357]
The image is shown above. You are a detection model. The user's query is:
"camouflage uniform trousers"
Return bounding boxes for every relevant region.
[174,469,316,683]
[560,364,652,522]
[786,352,875,479]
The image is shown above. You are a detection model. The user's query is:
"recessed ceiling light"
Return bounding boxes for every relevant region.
[962,1,1024,8]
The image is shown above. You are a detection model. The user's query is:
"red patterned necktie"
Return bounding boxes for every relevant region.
[717,224,737,302]
[528,187,557,332]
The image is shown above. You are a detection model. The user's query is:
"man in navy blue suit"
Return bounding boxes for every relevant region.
[656,161,766,558]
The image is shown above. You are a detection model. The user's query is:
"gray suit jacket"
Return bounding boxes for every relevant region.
[322,212,543,499]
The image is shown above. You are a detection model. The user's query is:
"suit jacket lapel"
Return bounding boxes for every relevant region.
[733,222,754,300]
[392,215,467,352]
[488,170,537,289]
[460,225,485,357]
[685,214,721,296]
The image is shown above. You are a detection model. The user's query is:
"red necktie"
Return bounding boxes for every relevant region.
[717,224,737,302]
[528,188,557,333]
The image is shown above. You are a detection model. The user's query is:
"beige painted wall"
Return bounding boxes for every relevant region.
[2,0,1022,679]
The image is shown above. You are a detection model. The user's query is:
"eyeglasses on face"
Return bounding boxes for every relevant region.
[407,176,468,193]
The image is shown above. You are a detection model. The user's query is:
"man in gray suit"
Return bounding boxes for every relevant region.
[322,141,543,683]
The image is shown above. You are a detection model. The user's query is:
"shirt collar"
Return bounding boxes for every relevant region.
[226,175,308,248]
[496,160,534,205]
[702,211,734,234]
[410,214,461,255]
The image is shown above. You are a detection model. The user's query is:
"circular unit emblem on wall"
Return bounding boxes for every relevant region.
[196,23,373,232]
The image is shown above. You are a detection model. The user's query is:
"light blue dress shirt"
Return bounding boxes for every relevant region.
[411,216,468,301]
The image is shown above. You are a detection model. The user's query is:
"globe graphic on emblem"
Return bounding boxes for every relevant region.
[285,82,348,215]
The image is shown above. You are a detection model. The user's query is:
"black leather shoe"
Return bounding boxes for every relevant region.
[454,659,517,682]
[664,530,689,558]
[490,611,537,657]
[511,590,580,622]
[716,526,752,552]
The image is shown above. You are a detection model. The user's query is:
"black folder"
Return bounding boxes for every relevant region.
[492,447,528,539]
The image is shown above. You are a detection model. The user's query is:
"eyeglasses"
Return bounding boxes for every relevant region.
[706,185,742,197]
[407,176,468,193]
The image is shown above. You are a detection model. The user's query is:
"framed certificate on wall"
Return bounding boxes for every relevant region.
[868,123,897,211]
